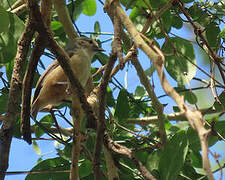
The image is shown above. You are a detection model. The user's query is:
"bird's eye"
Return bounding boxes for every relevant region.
[89,40,93,44]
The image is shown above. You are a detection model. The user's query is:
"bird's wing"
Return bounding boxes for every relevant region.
[32,49,75,104]
[32,60,59,104]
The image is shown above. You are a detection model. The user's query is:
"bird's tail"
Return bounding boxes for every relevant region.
[31,100,40,120]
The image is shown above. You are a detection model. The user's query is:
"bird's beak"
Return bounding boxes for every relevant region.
[97,47,105,52]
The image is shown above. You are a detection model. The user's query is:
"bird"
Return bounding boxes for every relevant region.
[31,37,104,120]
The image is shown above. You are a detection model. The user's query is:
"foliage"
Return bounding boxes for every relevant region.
[0,0,225,180]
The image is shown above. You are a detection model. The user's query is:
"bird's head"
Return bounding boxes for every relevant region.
[66,37,104,58]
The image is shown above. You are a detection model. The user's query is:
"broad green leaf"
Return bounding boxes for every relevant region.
[181,163,205,180]
[0,0,17,9]
[0,6,10,33]
[159,131,189,180]
[190,150,202,168]
[146,150,161,171]
[206,22,220,50]
[114,89,130,120]
[0,10,24,63]
[51,21,63,31]
[188,4,210,26]
[130,7,147,32]
[120,0,138,9]
[82,0,96,16]
[171,15,183,29]
[67,0,84,20]
[184,91,198,104]
[161,10,172,33]
[79,159,92,178]
[32,140,41,155]
[26,157,70,180]
[162,37,196,86]
[187,128,200,151]
[135,86,145,97]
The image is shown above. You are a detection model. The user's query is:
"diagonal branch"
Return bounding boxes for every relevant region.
[130,53,167,145]
[93,40,117,180]
[0,16,34,179]
[103,132,156,180]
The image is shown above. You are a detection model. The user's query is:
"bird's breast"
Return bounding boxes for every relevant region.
[69,54,91,87]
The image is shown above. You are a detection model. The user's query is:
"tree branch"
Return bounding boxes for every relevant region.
[104,1,215,179]
[52,0,78,40]
[93,42,117,180]
[103,132,156,180]
[0,15,34,180]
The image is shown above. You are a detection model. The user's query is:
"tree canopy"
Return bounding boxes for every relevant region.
[0,0,225,180]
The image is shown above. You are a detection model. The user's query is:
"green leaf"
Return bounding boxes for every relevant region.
[114,89,130,120]
[171,15,183,29]
[57,144,72,161]
[159,131,189,180]
[213,91,225,110]
[190,150,202,168]
[206,22,220,50]
[220,28,225,38]
[26,157,70,180]
[134,86,145,97]
[95,52,108,65]
[67,0,84,20]
[79,159,92,178]
[94,21,101,34]
[0,10,24,63]
[146,150,161,171]
[120,0,139,9]
[181,162,205,180]
[130,7,147,32]
[187,128,200,151]
[51,21,63,31]
[145,64,156,77]
[188,4,210,26]
[32,140,41,155]
[0,0,17,9]
[184,91,197,104]
[161,10,172,33]
[106,87,115,107]
[34,115,54,138]
[0,6,10,33]
[82,0,96,16]
[162,37,196,86]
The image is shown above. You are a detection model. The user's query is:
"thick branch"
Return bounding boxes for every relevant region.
[21,35,47,144]
[93,46,117,180]
[52,0,78,40]
[127,108,225,126]
[0,16,34,179]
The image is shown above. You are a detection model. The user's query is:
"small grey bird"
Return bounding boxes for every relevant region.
[31,37,104,119]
